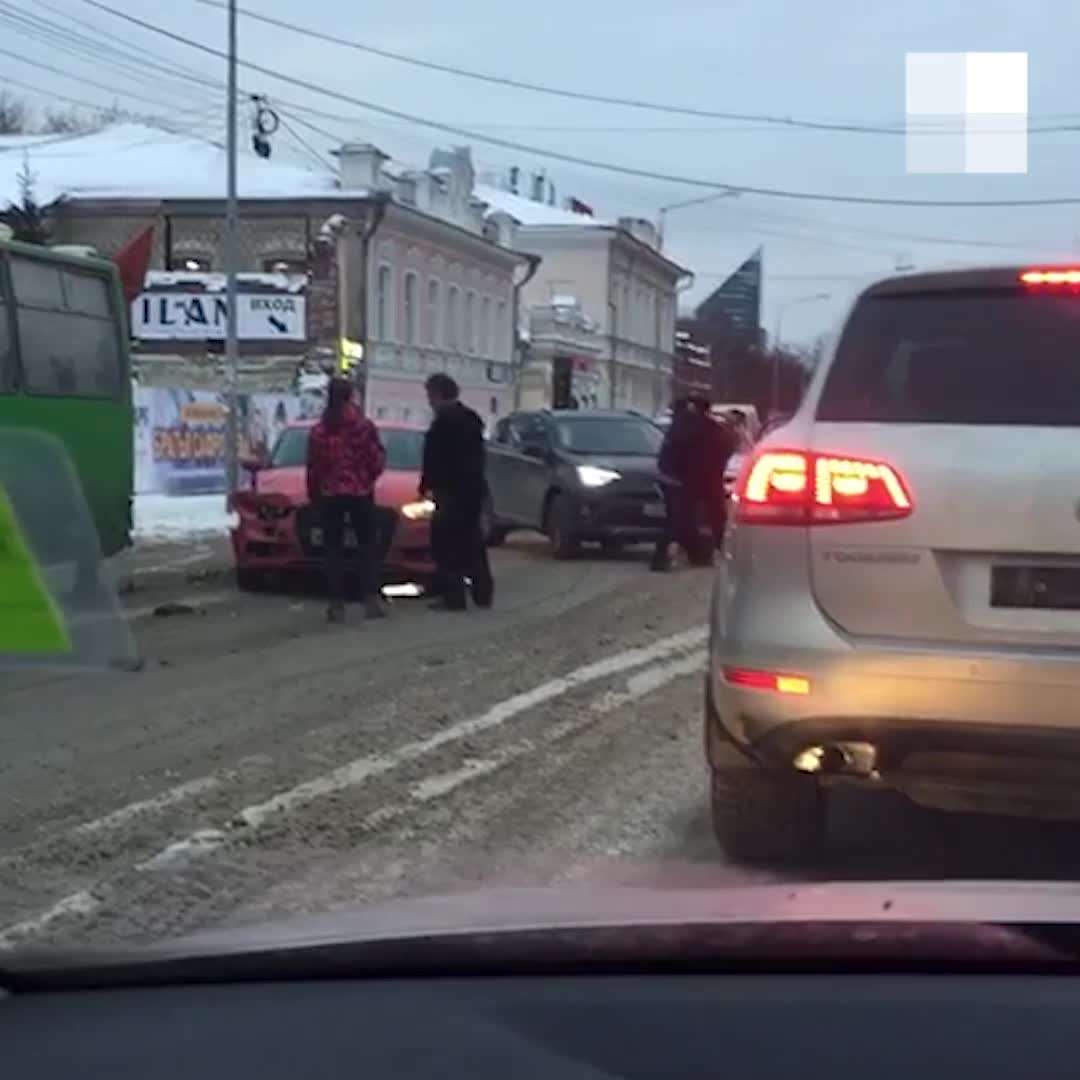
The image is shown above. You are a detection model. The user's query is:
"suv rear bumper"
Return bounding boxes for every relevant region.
[709,554,1080,818]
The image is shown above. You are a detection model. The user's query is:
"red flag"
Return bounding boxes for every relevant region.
[113,225,154,304]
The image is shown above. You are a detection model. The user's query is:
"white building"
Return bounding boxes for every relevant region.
[478,181,692,414]
[1,124,533,425]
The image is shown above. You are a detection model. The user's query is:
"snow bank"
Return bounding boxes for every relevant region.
[134,493,233,542]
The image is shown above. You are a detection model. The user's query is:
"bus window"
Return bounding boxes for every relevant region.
[10,256,121,399]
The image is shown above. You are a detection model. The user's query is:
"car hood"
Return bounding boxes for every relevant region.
[165,880,1080,948]
[253,467,421,508]
[11,881,1080,977]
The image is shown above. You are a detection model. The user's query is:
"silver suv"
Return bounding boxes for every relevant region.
[707,265,1080,862]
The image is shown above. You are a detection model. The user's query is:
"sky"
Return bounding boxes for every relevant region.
[3,0,1080,345]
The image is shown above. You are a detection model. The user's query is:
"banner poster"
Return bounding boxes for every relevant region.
[133,385,302,495]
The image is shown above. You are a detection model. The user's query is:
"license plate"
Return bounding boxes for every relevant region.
[643,502,666,519]
[991,565,1080,610]
[309,528,359,548]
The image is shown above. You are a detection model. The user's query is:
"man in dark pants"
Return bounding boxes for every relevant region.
[651,393,733,571]
[420,373,493,611]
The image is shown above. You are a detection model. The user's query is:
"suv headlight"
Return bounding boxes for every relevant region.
[402,499,436,521]
[577,465,620,488]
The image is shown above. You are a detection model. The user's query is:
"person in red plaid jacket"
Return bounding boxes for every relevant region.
[306,378,387,622]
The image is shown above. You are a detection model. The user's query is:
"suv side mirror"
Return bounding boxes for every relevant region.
[522,440,549,460]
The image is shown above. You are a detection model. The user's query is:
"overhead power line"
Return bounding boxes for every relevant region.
[74,1,1080,208]
[0,0,219,106]
[189,0,1080,137]
[0,43,188,114]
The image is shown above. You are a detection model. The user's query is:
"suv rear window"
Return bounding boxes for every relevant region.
[817,289,1080,425]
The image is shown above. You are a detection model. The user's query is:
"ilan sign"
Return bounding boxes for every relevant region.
[132,290,306,341]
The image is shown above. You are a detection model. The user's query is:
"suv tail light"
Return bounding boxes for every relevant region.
[736,449,912,526]
[1020,268,1080,289]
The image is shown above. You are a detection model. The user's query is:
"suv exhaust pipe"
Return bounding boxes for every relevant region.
[792,742,877,778]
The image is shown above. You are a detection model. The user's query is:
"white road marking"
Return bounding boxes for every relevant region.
[0,890,99,950]
[409,651,705,806]
[230,625,706,831]
[73,777,222,836]
[0,628,706,946]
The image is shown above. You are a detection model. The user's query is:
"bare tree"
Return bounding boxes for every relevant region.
[0,92,30,134]
[41,106,102,134]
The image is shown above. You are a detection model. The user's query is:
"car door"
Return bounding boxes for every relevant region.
[514,414,555,528]
[487,414,538,526]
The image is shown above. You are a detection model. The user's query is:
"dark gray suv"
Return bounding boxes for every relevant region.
[485,410,665,558]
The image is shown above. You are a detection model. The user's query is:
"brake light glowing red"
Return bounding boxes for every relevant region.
[1020,268,1080,288]
[722,666,811,696]
[737,450,913,526]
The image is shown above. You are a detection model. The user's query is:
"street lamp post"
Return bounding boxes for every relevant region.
[657,188,739,251]
[770,292,829,416]
[223,0,241,498]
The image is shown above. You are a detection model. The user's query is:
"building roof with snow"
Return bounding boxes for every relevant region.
[474,184,612,228]
[0,123,347,205]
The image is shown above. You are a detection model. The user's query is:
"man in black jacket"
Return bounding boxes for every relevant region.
[420,373,494,611]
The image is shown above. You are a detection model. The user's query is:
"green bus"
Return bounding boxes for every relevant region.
[0,235,133,567]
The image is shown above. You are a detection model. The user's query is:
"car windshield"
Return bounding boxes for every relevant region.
[270,427,309,467]
[555,418,664,455]
[5,4,1079,963]
[270,426,424,471]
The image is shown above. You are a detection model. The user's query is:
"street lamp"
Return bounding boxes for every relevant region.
[657,188,739,251]
[770,292,829,415]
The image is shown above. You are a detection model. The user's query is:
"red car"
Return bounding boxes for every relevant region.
[231,421,435,590]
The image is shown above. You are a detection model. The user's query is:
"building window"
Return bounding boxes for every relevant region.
[464,290,475,354]
[495,299,507,355]
[446,285,459,349]
[480,296,492,357]
[403,271,418,345]
[376,264,393,341]
[426,278,440,346]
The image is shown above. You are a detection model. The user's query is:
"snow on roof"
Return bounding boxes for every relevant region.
[144,270,305,293]
[474,183,611,227]
[0,123,349,205]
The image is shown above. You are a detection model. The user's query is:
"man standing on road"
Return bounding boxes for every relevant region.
[307,377,388,623]
[420,373,494,612]
[651,393,733,571]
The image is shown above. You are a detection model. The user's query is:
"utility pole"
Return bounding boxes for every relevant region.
[223,0,241,497]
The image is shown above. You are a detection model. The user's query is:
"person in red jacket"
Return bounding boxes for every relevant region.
[306,377,388,622]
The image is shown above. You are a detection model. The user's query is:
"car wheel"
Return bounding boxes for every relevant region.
[236,567,267,592]
[546,495,581,559]
[709,742,825,864]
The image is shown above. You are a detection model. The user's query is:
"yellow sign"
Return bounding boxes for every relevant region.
[0,486,70,655]
[338,337,364,371]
